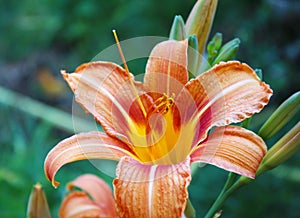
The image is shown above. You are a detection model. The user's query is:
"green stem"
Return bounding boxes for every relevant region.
[222,172,238,190]
[204,174,251,218]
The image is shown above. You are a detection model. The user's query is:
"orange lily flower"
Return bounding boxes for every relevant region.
[44,39,272,217]
[60,174,117,218]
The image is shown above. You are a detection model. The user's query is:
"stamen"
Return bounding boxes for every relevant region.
[152,93,175,114]
[112,30,147,117]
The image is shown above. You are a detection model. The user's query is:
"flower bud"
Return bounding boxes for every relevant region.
[207,32,222,63]
[259,91,300,140]
[169,15,186,40]
[186,0,218,54]
[27,183,51,218]
[211,38,240,66]
[254,69,263,80]
[188,34,200,78]
[257,122,300,176]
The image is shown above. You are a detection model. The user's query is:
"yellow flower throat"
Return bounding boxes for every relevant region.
[127,93,193,165]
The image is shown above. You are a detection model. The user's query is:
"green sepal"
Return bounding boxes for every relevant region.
[169,15,186,40]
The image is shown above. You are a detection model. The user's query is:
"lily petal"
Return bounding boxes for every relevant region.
[114,157,191,218]
[144,40,188,99]
[62,61,150,143]
[60,191,105,218]
[44,132,137,187]
[190,126,267,178]
[67,174,117,217]
[177,61,272,144]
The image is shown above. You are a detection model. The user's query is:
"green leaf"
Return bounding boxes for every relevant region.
[0,85,94,133]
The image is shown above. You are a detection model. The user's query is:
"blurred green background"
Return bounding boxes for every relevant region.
[0,0,299,217]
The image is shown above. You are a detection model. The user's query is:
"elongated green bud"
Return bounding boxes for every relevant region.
[256,122,300,176]
[188,35,200,78]
[186,0,218,54]
[207,32,222,63]
[169,15,186,40]
[211,38,240,66]
[259,91,300,140]
[27,183,51,218]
